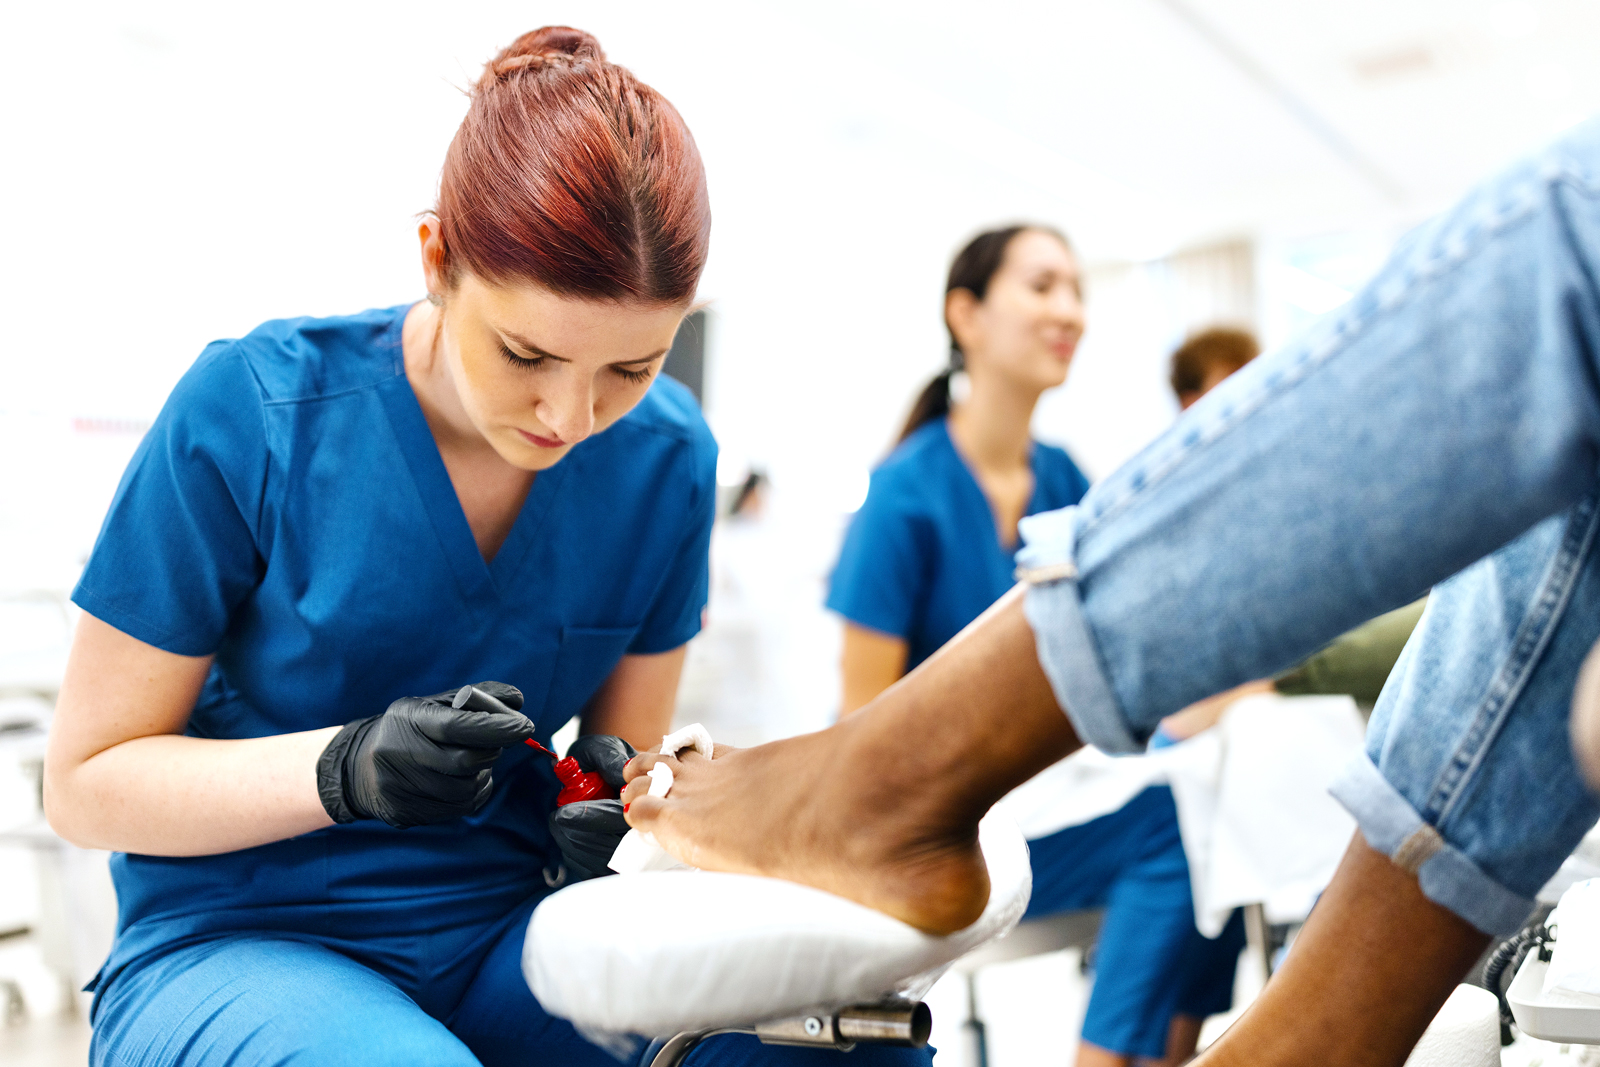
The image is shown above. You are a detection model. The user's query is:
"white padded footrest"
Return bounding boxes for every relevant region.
[523,811,1033,1036]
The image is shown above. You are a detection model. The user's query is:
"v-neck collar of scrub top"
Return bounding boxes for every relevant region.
[375,315,573,603]
[938,416,1050,554]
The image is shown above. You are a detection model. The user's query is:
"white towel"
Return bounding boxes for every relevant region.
[996,693,1365,936]
[1403,985,1499,1067]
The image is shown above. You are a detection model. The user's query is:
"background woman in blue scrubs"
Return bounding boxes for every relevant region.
[828,225,1241,1067]
[42,26,927,1067]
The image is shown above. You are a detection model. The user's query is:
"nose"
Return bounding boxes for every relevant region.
[534,372,596,445]
[1051,286,1085,333]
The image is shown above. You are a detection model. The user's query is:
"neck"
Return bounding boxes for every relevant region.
[402,301,494,456]
[946,371,1039,473]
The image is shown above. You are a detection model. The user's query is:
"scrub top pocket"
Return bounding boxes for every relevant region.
[539,626,639,732]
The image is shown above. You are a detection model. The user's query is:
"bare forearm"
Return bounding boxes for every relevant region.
[46,727,339,855]
[583,647,687,752]
[839,624,907,717]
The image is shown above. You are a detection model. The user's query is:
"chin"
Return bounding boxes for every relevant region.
[521,448,571,472]
[496,437,570,472]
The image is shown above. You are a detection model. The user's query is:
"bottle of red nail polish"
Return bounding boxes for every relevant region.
[552,756,617,806]
[527,738,618,806]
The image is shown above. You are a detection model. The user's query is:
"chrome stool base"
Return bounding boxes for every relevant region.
[648,999,932,1067]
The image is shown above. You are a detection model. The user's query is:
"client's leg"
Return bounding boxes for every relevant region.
[1196,834,1486,1067]
[91,935,480,1066]
[625,118,1600,940]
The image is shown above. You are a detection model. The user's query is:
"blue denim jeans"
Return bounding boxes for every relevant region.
[1017,116,1600,936]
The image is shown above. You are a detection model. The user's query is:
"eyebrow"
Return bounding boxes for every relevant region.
[500,329,668,366]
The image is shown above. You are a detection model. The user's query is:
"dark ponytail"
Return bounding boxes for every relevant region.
[899,371,955,445]
[896,223,1070,444]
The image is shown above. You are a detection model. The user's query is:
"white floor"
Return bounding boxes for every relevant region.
[0,935,91,1067]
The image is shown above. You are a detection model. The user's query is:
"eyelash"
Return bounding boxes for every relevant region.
[499,345,655,384]
[499,345,543,371]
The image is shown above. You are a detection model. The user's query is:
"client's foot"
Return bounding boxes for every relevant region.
[622,590,1080,936]
[624,724,993,935]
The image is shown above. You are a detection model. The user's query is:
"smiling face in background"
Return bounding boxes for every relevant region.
[949,229,1085,394]
[436,276,687,471]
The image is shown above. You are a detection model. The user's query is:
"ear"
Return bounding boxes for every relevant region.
[418,214,449,299]
[945,288,981,354]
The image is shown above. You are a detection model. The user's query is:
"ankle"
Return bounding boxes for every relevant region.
[827,710,978,845]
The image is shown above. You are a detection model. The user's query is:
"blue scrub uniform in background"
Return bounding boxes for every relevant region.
[827,417,1243,1060]
[828,419,1090,671]
[75,305,931,1067]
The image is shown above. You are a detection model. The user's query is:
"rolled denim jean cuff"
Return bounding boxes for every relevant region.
[1330,754,1534,935]
[1016,509,1144,754]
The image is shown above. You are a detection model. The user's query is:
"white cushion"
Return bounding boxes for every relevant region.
[523,811,1032,1036]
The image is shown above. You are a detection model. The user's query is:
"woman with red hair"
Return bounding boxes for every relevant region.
[43,27,925,1067]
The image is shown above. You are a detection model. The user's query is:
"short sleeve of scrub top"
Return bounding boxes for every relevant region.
[73,341,270,655]
[71,304,717,992]
[827,418,1089,670]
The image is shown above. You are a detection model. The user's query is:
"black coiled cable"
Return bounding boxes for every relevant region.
[1483,922,1553,1046]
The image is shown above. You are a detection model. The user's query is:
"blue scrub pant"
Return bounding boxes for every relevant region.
[1023,786,1245,1060]
[90,894,933,1067]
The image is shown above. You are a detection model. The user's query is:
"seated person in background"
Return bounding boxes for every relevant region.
[1169,326,1259,411]
[826,227,1241,1067]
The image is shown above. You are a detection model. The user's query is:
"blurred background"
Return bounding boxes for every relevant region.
[3,1,1599,1063]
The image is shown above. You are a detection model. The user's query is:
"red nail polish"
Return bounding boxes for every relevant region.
[623,803,630,814]
[549,756,617,807]
[527,739,618,807]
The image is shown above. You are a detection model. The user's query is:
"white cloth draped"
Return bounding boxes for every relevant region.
[996,693,1365,936]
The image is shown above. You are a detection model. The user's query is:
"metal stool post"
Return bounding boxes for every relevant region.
[649,999,932,1067]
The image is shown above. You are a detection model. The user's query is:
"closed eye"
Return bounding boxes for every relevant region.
[612,363,657,384]
[500,344,545,371]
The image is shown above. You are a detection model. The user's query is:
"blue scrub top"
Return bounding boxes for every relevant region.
[73,304,716,987]
[827,417,1089,671]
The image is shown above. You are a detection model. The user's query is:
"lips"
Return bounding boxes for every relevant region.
[517,428,565,449]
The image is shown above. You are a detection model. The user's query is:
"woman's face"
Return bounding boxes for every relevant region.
[950,230,1085,392]
[439,274,688,472]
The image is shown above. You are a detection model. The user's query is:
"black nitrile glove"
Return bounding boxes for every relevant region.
[318,681,535,829]
[549,800,631,881]
[565,733,636,791]
[547,734,638,880]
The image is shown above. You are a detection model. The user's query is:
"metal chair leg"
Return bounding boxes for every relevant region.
[649,999,931,1066]
[962,971,989,1067]
[1243,903,1273,980]
[649,1029,728,1067]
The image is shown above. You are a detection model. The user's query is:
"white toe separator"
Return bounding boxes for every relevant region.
[659,722,713,759]
[606,724,712,876]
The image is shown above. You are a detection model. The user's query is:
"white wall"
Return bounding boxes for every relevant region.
[1,0,1591,584]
